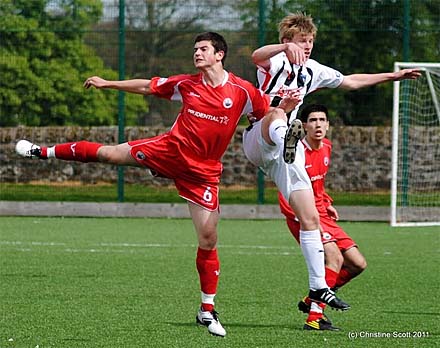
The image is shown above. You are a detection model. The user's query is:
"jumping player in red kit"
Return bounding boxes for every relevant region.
[278,104,367,330]
[15,31,294,337]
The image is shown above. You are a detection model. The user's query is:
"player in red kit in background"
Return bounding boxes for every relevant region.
[278,104,367,331]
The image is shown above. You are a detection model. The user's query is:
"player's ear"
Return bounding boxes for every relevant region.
[216,50,225,61]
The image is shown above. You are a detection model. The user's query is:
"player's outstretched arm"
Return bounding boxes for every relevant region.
[252,43,306,70]
[394,68,422,81]
[84,76,152,95]
[339,68,422,90]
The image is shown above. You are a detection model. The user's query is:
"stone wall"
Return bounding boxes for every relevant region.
[0,126,394,192]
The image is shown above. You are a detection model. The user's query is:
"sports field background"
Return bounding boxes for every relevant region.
[1,217,438,348]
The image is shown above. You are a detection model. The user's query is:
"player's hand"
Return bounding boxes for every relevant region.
[327,205,339,221]
[278,88,302,113]
[246,113,257,124]
[84,76,108,89]
[285,43,306,65]
[394,68,422,81]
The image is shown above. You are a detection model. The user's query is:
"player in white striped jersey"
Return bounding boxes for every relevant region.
[243,14,352,316]
[253,12,420,123]
[246,12,421,330]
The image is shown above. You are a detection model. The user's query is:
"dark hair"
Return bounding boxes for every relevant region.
[194,32,228,65]
[299,104,328,123]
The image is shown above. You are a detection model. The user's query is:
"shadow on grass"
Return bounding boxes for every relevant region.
[165,321,300,331]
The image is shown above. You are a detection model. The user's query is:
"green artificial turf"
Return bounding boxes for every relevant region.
[0,217,438,347]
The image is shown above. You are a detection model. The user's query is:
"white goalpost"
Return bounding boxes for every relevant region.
[391,62,440,227]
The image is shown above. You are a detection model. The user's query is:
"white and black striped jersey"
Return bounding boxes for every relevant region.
[256,52,344,122]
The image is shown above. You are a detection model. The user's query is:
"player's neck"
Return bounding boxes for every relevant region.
[306,136,322,150]
[201,66,226,87]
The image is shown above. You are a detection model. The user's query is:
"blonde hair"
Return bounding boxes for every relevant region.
[278,12,317,43]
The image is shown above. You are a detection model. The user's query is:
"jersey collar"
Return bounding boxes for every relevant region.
[303,137,323,150]
[202,70,229,87]
[302,138,312,150]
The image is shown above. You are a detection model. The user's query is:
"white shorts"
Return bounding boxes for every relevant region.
[243,120,312,200]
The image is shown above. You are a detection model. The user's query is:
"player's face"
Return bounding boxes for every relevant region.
[289,33,314,60]
[193,40,223,69]
[304,111,329,142]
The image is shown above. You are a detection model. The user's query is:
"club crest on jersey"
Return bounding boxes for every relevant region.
[136,151,146,160]
[324,156,330,166]
[322,232,332,240]
[223,98,233,109]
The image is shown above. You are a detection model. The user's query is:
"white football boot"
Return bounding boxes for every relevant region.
[196,308,226,337]
[283,118,303,164]
[15,140,42,158]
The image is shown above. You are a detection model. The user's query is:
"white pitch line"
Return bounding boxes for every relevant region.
[0,241,66,246]
[0,240,298,256]
[1,240,295,250]
[99,242,295,251]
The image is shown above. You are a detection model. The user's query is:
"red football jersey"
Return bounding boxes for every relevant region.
[279,137,334,220]
[150,71,270,161]
[302,137,333,215]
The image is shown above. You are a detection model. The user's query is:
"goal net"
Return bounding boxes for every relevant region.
[391,62,440,226]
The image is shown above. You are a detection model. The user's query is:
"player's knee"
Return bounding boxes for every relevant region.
[324,243,344,269]
[356,258,367,273]
[351,256,367,276]
[199,239,217,250]
[301,213,319,231]
[268,107,287,121]
[333,253,344,269]
[97,146,120,164]
[198,228,218,249]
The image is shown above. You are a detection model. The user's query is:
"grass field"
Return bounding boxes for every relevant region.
[0,183,391,205]
[1,217,439,348]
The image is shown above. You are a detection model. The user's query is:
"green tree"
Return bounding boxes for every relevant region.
[0,0,147,126]
[88,0,233,126]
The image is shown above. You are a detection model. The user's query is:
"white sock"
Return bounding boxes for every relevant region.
[201,292,215,306]
[47,146,56,158]
[299,229,328,290]
[268,119,287,147]
[310,301,323,313]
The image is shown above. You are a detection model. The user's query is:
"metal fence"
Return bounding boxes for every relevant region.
[1,0,439,203]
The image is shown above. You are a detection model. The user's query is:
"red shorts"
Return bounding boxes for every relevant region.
[279,193,356,252]
[129,134,222,211]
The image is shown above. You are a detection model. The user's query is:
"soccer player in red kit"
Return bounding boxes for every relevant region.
[15,31,290,337]
[278,104,367,330]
